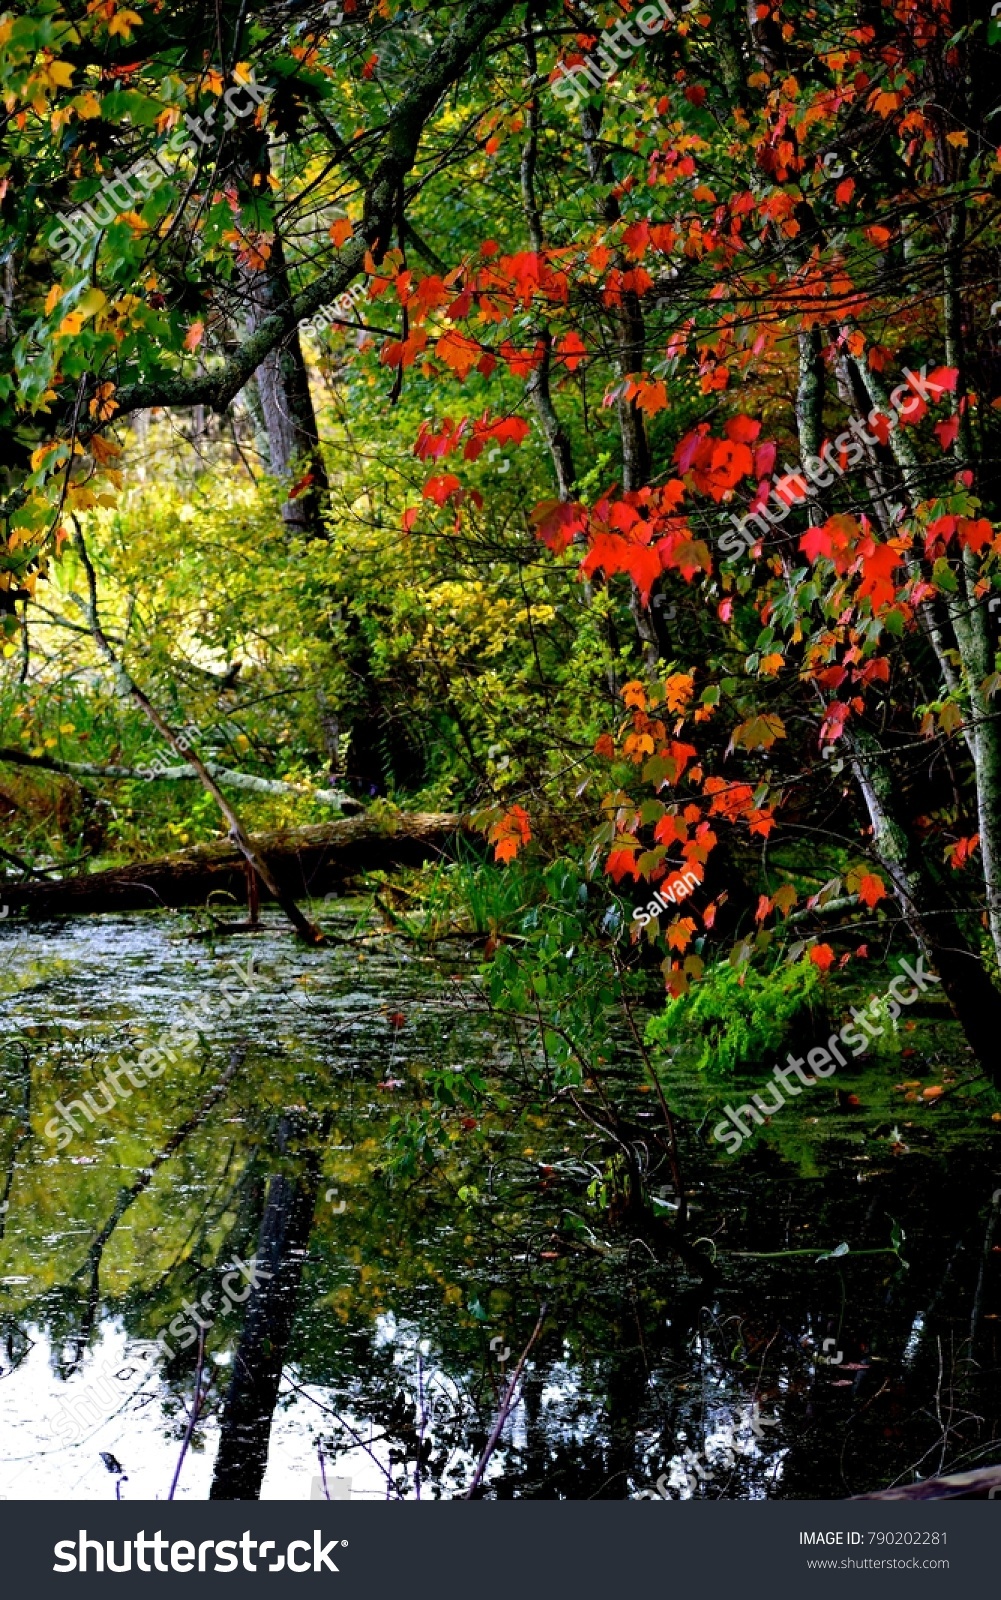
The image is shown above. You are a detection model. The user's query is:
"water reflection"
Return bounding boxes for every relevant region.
[0,913,998,1499]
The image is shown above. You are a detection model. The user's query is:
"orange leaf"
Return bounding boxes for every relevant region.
[184,320,205,352]
[809,943,836,971]
[856,873,886,909]
[488,804,532,864]
[329,219,354,247]
[436,329,482,381]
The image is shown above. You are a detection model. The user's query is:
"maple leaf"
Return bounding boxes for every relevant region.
[731,713,786,750]
[857,539,902,611]
[773,883,797,917]
[856,873,886,908]
[957,517,993,554]
[809,943,836,971]
[184,320,205,353]
[605,847,640,882]
[486,416,530,448]
[667,916,697,950]
[555,331,586,371]
[436,330,482,381]
[634,380,668,415]
[487,804,532,864]
[664,673,695,713]
[108,8,142,38]
[799,525,833,562]
[934,415,959,449]
[926,366,958,394]
[329,219,354,247]
[594,732,615,758]
[754,894,772,924]
[945,834,979,870]
[422,473,463,506]
[724,415,760,445]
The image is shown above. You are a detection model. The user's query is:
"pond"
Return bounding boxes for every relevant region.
[1,911,999,1500]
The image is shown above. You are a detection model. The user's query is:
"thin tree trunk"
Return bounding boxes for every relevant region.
[72,525,323,943]
[792,346,1001,1073]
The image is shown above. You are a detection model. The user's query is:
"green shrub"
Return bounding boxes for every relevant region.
[645,957,826,1074]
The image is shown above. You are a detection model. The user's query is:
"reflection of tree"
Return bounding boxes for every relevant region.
[210,1111,323,1499]
[0,1039,30,1243]
[57,1047,245,1374]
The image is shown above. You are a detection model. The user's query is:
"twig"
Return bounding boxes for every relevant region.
[463,1303,548,1499]
[71,521,323,944]
[168,1325,208,1500]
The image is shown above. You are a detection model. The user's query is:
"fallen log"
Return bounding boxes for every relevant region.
[854,1464,1001,1499]
[1,811,472,918]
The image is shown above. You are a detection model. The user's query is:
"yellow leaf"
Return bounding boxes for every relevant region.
[48,61,75,88]
[44,283,63,314]
[107,9,142,39]
[946,131,968,148]
[75,89,103,118]
[77,287,107,320]
[30,440,60,471]
[66,487,98,509]
[664,673,695,713]
[732,712,786,750]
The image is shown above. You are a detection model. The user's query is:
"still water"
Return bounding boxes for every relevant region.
[0,912,998,1499]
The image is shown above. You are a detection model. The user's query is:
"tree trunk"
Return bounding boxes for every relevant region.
[242,226,330,538]
[210,1115,321,1499]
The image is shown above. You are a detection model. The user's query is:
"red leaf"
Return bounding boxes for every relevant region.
[800,524,834,562]
[926,366,959,394]
[422,473,463,506]
[809,943,836,971]
[724,415,761,444]
[605,848,640,883]
[555,331,586,372]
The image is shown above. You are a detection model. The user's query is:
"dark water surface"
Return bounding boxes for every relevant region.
[0,912,999,1500]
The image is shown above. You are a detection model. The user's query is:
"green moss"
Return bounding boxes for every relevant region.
[645,956,826,1074]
